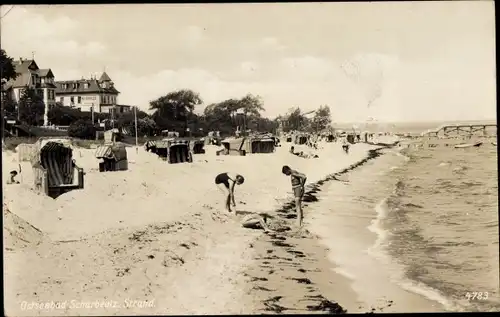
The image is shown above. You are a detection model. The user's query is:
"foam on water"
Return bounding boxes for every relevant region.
[367,197,465,312]
[366,198,390,252]
[306,143,499,312]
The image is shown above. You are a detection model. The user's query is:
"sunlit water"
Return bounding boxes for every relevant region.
[308,142,499,312]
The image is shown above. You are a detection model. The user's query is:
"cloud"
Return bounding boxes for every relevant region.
[240,61,258,75]
[107,57,372,120]
[1,7,107,66]
[182,25,206,47]
[237,36,287,55]
[0,7,402,121]
[2,6,495,123]
[260,37,287,51]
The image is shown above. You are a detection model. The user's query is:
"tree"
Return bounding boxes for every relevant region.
[0,49,17,83]
[311,105,332,132]
[2,98,17,118]
[115,108,156,136]
[251,116,278,133]
[68,119,96,139]
[1,49,18,121]
[18,88,45,126]
[150,89,203,133]
[203,94,267,136]
[282,107,309,132]
[135,117,157,137]
[238,94,265,117]
[47,102,83,126]
[116,108,149,128]
[203,99,240,135]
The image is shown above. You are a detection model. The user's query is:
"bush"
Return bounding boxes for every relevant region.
[72,138,103,149]
[68,119,96,140]
[3,137,38,151]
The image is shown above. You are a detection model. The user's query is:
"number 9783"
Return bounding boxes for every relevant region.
[465,292,489,300]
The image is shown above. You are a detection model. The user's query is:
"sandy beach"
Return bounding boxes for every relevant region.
[2,2,496,315]
[2,137,428,316]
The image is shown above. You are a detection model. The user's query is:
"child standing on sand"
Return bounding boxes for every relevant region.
[282,166,307,227]
[342,138,350,154]
[215,172,245,212]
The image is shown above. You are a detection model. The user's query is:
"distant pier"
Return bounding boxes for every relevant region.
[422,123,497,138]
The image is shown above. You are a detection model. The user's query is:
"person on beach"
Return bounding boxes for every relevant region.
[240,213,275,233]
[282,165,307,227]
[215,172,245,212]
[7,170,19,184]
[342,138,350,154]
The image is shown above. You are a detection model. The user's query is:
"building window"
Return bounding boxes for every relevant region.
[70,96,74,103]
[78,96,82,103]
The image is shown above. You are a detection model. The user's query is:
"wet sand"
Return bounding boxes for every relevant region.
[3,138,413,316]
[239,146,447,314]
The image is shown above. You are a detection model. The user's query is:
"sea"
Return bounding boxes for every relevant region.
[307,131,499,312]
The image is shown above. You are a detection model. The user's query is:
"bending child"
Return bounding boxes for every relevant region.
[215,172,245,212]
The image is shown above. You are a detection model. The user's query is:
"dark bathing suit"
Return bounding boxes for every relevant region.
[291,172,305,198]
[215,173,231,188]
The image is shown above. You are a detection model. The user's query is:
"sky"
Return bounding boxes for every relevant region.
[0,2,496,123]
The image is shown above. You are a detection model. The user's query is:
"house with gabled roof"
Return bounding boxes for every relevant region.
[2,58,57,126]
[55,72,129,114]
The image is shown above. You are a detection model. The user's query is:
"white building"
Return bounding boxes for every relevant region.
[55,72,130,114]
[2,58,57,126]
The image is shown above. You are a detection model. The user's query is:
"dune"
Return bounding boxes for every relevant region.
[3,205,45,251]
[3,139,384,315]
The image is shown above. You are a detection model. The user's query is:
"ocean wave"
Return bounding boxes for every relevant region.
[401,203,424,209]
[311,143,497,313]
[395,278,466,312]
[395,151,411,162]
[365,196,464,312]
[367,198,391,254]
[440,241,477,247]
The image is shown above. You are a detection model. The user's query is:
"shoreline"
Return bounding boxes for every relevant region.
[238,146,395,314]
[3,140,406,315]
[239,143,450,314]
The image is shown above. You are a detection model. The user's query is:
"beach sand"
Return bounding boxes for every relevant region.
[2,137,432,316]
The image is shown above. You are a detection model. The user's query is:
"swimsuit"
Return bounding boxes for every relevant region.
[291,172,306,198]
[215,172,231,188]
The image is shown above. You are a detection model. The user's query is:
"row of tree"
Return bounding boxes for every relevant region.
[1,49,333,139]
